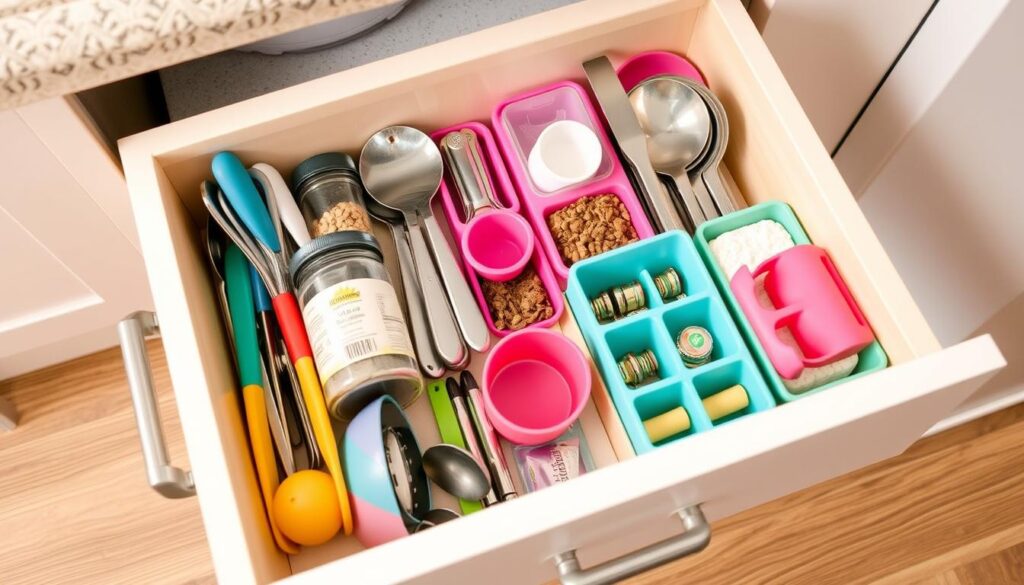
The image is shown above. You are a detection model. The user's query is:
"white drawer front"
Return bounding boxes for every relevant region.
[282,336,1002,584]
[117,0,1006,583]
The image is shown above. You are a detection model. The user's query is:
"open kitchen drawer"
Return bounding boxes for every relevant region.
[117,0,1005,583]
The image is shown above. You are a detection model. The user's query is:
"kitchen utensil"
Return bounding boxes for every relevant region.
[617,50,706,91]
[565,231,776,454]
[440,128,503,222]
[203,202,234,346]
[426,380,485,515]
[250,266,295,476]
[582,56,685,233]
[223,243,299,554]
[433,122,566,337]
[207,182,321,466]
[250,163,311,247]
[461,210,535,282]
[461,371,517,501]
[665,76,736,216]
[359,126,488,358]
[278,340,322,470]
[526,120,603,192]
[629,77,715,226]
[482,328,591,445]
[422,444,491,501]
[731,245,874,379]
[344,395,431,547]
[446,377,498,506]
[365,197,446,378]
[414,508,461,532]
[209,151,353,535]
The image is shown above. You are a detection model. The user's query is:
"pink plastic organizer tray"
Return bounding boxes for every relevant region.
[492,81,655,288]
[431,121,564,338]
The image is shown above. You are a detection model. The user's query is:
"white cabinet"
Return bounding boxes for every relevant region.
[0,98,152,379]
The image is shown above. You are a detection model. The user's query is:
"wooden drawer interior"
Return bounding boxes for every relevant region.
[119,0,942,582]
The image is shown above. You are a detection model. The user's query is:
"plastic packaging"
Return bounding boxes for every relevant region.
[512,423,595,492]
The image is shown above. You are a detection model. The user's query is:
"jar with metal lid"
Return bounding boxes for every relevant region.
[290,231,421,420]
[291,152,373,238]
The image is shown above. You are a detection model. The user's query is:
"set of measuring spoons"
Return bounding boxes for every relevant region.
[629,75,735,230]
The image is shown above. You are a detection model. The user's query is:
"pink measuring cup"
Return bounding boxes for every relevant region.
[730,245,874,379]
[461,209,535,282]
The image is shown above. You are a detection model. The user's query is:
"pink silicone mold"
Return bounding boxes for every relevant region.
[432,121,564,338]
[730,245,874,380]
[492,81,655,288]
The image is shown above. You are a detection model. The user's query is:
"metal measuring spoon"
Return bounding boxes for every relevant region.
[422,443,492,501]
[366,196,445,378]
[629,78,715,227]
[360,126,487,360]
[682,78,736,215]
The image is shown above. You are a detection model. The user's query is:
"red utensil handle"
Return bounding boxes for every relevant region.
[272,293,313,362]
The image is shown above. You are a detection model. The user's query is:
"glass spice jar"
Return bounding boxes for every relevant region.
[291,152,373,238]
[290,231,422,420]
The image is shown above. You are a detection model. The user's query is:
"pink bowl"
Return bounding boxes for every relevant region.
[617,50,705,92]
[462,209,535,281]
[482,329,591,444]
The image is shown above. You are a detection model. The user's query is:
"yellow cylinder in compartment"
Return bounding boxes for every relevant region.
[702,384,749,421]
[643,407,691,443]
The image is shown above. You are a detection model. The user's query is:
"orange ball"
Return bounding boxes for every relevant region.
[272,470,342,546]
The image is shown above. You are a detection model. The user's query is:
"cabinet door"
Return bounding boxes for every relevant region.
[0,99,152,378]
[755,0,934,152]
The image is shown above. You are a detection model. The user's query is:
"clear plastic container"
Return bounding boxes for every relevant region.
[291,152,373,238]
[499,85,614,195]
[290,231,422,420]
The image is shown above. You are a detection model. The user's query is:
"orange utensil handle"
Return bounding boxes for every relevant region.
[270,292,353,534]
[294,357,354,535]
[242,384,299,554]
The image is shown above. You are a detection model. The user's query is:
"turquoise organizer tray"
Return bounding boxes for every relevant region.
[566,231,775,455]
[693,201,888,403]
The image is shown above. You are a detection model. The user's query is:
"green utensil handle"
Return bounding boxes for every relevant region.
[427,379,484,515]
[225,244,264,387]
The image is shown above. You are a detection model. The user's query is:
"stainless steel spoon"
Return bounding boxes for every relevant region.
[629,77,715,227]
[361,126,489,360]
[366,196,445,378]
[414,508,461,532]
[422,443,492,501]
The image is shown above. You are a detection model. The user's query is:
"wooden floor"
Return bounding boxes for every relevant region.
[1,344,1022,584]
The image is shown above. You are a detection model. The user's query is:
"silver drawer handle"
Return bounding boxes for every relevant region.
[118,311,196,499]
[554,505,710,585]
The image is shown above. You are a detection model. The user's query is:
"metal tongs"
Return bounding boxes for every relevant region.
[202,178,321,472]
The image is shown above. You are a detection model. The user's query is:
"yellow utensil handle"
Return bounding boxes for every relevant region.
[295,357,353,535]
[242,384,299,554]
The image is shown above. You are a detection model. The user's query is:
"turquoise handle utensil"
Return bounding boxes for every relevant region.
[213,152,281,252]
[225,244,264,387]
[250,264,273,313]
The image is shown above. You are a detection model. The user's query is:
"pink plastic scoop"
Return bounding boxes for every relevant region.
[731,245,874,379]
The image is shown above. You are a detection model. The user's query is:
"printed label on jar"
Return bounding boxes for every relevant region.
[301,278,414,385]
